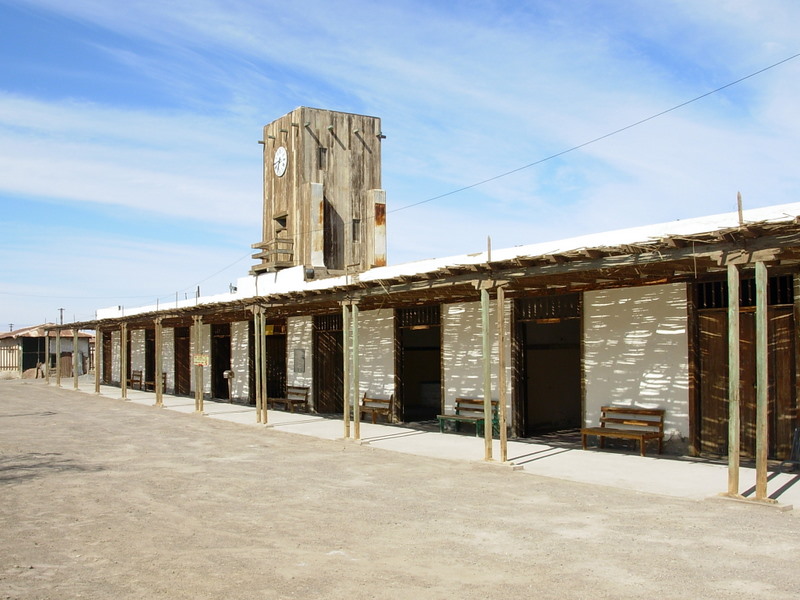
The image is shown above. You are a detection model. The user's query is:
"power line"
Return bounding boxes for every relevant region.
[389,51,800,214]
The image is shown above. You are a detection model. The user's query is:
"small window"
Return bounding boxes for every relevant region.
[318,147,327,170]
[352,219,361,243]
[274,212,288,232]
[696,275,793,309]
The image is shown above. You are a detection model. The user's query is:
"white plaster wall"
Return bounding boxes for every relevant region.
[357,308,394,399]
[162,328,175,393]
[583,283,689,438]
[287,316,314,404]
[111,330,120,384]
[230,320,250,401]
[190,323,211,397]
[442,299,512,422]
[130,329,146,373]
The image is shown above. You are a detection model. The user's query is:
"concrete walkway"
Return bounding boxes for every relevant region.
[67,377,800,510]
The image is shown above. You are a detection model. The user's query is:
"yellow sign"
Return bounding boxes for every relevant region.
[193,354,209,366]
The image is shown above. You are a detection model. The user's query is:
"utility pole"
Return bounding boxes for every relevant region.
[59,308,64,325]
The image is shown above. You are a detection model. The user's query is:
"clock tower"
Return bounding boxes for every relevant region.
[251,107,387,278]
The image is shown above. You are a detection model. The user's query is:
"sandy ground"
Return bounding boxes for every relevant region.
[2,379,800,600]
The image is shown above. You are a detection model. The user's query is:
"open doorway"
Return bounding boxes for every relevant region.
[516,295,582,437]
[144,329,155,388]
[396,305,441,422]
[211,323,231,400]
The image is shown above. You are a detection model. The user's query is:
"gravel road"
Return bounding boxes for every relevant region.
[1,378,799,599]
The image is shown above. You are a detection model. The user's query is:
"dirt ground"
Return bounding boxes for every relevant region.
[2,379,800,600]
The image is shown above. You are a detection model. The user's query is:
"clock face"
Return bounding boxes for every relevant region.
[273,146,288,177]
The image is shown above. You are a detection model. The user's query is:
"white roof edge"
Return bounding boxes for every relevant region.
[359,201,800,281]
[98,202,800,319]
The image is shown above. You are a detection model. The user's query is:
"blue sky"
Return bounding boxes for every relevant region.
[1,0,799,327]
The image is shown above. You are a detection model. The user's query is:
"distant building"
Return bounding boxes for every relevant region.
[0,324,93,377]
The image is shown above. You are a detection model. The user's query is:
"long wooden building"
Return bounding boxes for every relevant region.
[48,108,800,484]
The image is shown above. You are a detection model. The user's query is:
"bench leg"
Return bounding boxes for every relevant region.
[581,433,587,450]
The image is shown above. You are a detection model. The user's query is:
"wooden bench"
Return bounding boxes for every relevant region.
[438,398,499,437]
[128,370,144,390]
[359,393,394,424]
[778,427,800,473]
[581,406,665,457]
[267,386,310,413]
[145,372,167,393]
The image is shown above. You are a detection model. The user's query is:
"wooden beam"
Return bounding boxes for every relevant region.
[55,329,61,388]
[726,264,742,497]
[44,331,50,384]
[260,310,269,425]
[193,316,203,414]
[120,324,127,400]
[94,327,101,395]
[73,329,79,391]
[497,286,508,463]
[352,302,361,441]
[754,261,771,502]
[342,303,351,439]
[154,318,163,407]
[253,308,263,423]
[481,288,493,461]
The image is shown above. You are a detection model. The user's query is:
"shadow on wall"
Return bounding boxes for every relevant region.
[584,284,689,440]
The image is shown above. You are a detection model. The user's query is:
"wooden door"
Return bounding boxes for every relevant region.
[102,331,112,384]
[174,327,191,396]
[697,308,796,458]
[314,329,343,414]
[264,333,287,399]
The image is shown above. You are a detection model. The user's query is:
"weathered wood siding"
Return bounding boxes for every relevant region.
[258,107,383,273]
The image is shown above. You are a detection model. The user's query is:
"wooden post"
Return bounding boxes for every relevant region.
[120,323,128,399]
[193,316,204,413]
[253,308,263,423]
[73,329,79,390]
[497,286,508,463]
[726,263,744,494]
[352,302,361,441]
[44,329,50,385]
[260,312,269,425]
[94,327,101,394]
[55,329,62,387]
[727,263,741,497]
[481,288,493,461]
[154,318,163,407]
[754,261,770,501]
[342,303,351,439]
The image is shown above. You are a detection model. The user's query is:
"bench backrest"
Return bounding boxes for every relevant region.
[361,394,393,409]
[454,397,499,418]
[600,406,664,432]
[287,386,309,401]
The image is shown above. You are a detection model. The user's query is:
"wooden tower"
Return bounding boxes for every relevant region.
[251,107,387,277]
